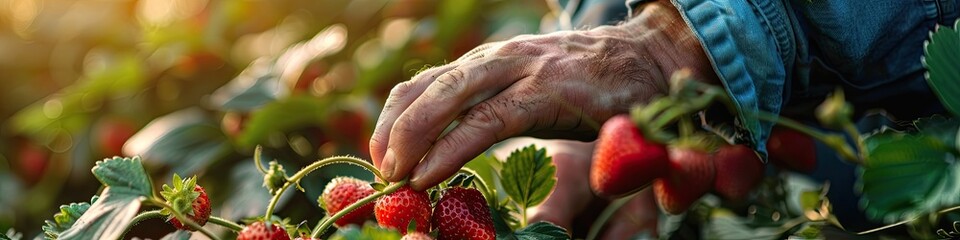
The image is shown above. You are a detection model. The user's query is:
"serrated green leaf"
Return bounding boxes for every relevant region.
[329,224,402,240]
[58,157,153,239]
[42,196,97,239]
[915,117,960,152]
[159,230,192,240]
[500,145,556,209]
[490,207,517,240]
[923,19,960,117]
[858,129,960,223]
[514,221,569,240]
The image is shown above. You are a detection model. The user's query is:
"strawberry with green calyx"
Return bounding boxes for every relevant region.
[320,176,377,227]
[160,174,211,230]
[432,187,495,240]
[712,144,764,201]
[590,114,669,198]
[237,221,290,240]
[375,186,431,234]
[653,137,718,214]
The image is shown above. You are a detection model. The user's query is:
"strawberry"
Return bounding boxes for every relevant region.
[94,117,137,157]
[713,144,764,201]
[237,221,290,240]
[161,174,211,230]
[169,185,212,230]
[590,114,669,197]
[653,145,715,214]
[320,176,377,227]
[432,187,495,240]
[401,232,434,240]
[767,127,817,172]
[375,186,431,234]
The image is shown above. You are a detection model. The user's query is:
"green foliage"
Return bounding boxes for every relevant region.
[127,108,231,177]
[858,118,960,223]
[923,19,960,117]
[513,222,570,240]
[329,224,402,240]
[702,209,804,240]
[159,174,200,217]
[499,145,556,210]
[42,196,98,240]
[58,157,153,239]
[238,95,331,147]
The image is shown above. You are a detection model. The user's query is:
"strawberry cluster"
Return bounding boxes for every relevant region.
[313,176,496,240]
[589,115,816,214]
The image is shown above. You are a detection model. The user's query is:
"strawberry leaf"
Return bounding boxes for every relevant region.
[500,145,556,210]
[923,19,960,117]
[159,230,192,240]
[514,221,569,240]
[58,156,153,239]
[857,125,960,223]
[42,196,98,240]
[237,95,331,148]
[125,108,230,179]
[490,207,516,240]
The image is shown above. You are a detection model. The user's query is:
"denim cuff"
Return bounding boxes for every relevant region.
[627,0,797,157]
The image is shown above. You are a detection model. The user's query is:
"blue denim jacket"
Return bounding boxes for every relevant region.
[560,0,955,231]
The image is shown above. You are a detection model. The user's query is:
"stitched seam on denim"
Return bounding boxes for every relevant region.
[749,0,795,70]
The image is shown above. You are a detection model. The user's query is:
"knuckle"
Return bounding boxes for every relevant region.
[464,101,506,133]
[431,68,466,97]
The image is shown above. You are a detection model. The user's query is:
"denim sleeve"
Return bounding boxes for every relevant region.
[627,0,798,156]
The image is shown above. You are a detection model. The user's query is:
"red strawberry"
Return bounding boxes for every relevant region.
[169,185,212,230]
[237,221,290,240]
[375,186,431,234]
[401,232,434,240]
[320,177,377,227]
[653,145,715,214]
[590,115,669,197]
[767,127,817,172]
[432,187,495,240]
[95,117,137,157]
[713,144,764,201]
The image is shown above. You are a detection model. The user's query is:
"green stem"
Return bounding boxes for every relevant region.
[208,216,243,231]
[312,180,409,238]
[146,198,221,240]
[585,193,635,240]
[756,112,861,165]
[843,123,868,162]
[520,202,528,228]
[264,156,383,222]
[254,145,268,175]
[117,210,163,240]
[458,168,495,206]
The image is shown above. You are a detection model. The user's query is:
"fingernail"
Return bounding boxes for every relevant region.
[381,149,395,180]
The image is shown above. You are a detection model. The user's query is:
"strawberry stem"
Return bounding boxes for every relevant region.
[263,156,384,224]
[208,216,243,231]
[118,210,162,240]
[311,179,409,238]
[585,192,635,240]
[146,198,221,240]
[755,112,861,165]
[254,145,269,175]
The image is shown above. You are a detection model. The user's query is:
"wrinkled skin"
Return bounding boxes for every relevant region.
[370,1,713,237]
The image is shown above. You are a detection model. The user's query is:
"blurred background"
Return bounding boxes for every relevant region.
[0,0,551,238]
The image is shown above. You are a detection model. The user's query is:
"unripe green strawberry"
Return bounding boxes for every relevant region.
[713,144,763,201]
[767,127,817,172]
[590,115,669,198]
[375,186,431,234]
[237,221,289,240]
[654,145,715,214]
[432,187,494,240]
[320,176,377,227]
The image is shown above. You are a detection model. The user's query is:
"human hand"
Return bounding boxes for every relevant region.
[370,2,715,190]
